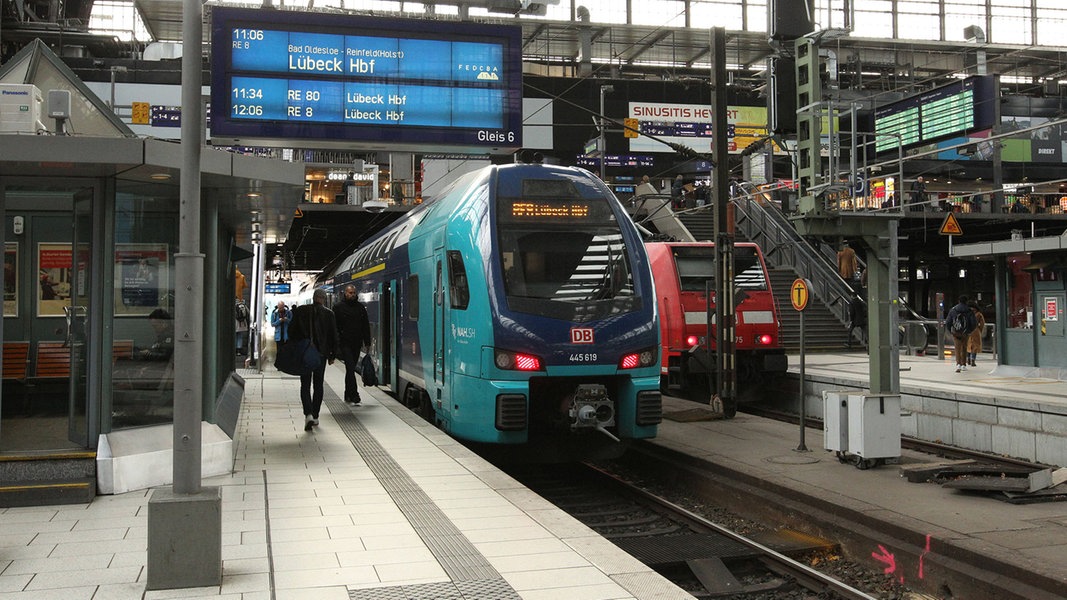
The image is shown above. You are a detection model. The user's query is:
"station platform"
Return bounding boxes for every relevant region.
[648,388,1067,597]
[0,364,691,600]
[643,350,1067,598]
[779,350,1067,467]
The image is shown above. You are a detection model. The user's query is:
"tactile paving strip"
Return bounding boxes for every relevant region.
[323,389,521,600]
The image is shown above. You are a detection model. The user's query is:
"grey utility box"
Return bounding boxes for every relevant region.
[824,391,901,467]
[847,393,901,460]
[822,390,850,452]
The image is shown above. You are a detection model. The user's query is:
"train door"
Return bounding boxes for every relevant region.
[379,279,395,389]
[432,254,447,413]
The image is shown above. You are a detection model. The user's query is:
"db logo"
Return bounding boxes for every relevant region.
[570,328,594,344]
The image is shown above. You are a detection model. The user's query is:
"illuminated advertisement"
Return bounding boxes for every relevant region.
[626,103,774,155]
[210,7,523,152]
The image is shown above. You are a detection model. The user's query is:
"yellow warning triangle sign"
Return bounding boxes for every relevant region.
[939,212,963,236]
[294,207,303,219]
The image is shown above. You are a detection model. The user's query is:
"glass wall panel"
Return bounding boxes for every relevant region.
[578,0,628,24]
[690,1,743,30]
[945,3,989,42]
[853,5,895,39]
[1035,8,1067,46]
[110,184,177,430]
[991,9,1033,45]
[745,0,768,33]
[896,1,940,41]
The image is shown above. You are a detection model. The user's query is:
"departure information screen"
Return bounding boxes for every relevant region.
[872,75,995,153]
[210,7,523,152]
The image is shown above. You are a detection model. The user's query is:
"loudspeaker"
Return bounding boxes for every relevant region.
[769,0,814,41]
[769,57,797,135]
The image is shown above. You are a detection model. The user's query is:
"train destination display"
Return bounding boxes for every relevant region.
[873,75,995,153]
[210,7,522,152]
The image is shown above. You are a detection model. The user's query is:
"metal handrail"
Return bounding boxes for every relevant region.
[730,184,855,324]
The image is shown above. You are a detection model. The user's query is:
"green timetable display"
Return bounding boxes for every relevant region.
[872,76,995,154]
[210,7,523,152]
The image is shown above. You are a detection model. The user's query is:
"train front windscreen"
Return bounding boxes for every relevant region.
[496,183,637,321]
[673,246,768,292]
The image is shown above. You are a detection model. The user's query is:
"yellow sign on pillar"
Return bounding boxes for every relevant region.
[939,212,963,236]
[131,102,151,125]
[623,118,640,138]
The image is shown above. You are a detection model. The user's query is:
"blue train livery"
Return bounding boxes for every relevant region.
[321,162,662,459]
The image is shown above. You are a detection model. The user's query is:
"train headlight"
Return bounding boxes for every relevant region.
[758,334,773,345]
[494,348,544,371]
[619,347,657,369]
[686,335,700,347]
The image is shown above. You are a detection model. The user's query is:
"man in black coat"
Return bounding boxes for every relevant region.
[333,284,372,405]
[289,289,338,430]
[945,294,978,373]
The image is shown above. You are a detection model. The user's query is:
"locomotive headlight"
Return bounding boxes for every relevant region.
[494,348,544,371]
[619,347,657,370]
[686,335,700,347]
[758,334,773,345]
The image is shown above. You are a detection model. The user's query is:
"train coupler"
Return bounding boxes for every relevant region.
[567,384,620,442]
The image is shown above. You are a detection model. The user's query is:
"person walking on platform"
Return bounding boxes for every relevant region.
[271,300,291,347]
[967,301,986,368]
[946,295,978,373]
[289,289,338,430]
[847,293,867,350]
[333,284,371,405]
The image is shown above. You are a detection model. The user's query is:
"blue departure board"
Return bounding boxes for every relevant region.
[872,75,995,154]
[210,7,522,153]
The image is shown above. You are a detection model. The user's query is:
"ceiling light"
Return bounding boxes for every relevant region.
[150,172,171,180]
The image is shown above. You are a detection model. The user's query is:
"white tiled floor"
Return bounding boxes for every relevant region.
[0,364,693,600]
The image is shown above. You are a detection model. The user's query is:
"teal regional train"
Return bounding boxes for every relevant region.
[321,161,662,460]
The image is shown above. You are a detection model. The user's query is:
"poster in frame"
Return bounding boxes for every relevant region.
[4,242,16,318]
[37,242,72,318]
[114,244,169,316]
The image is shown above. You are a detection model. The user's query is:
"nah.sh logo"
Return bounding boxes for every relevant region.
[571,328,594,344]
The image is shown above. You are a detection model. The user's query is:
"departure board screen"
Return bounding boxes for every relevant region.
[210,7,523,152]
[872,76,995,153]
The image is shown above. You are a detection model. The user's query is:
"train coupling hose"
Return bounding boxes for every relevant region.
[568,384,620,442]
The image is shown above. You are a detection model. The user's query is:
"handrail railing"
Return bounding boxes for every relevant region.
[730,183,855,325]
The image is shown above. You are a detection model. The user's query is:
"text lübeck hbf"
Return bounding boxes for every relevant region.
[289,55,376,74]
[346,109,405,121]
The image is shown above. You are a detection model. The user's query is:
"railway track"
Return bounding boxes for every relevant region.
[504,462,881,599]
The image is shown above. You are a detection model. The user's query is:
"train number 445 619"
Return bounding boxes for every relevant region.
[569,353,598,362]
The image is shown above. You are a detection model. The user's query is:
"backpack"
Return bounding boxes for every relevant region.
[949,308,969,335]
[235,301,250,324]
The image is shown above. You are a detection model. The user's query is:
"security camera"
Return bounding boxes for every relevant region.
[364,200,387,214]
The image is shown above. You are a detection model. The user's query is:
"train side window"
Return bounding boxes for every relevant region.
[447,250,470,310]
[407,274,419,320]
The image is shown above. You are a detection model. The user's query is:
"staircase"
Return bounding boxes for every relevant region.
[768,268,855,351]
[678,210,715,241]
[0,451,97,507]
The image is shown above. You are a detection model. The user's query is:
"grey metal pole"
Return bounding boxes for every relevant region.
[599,85,613,181]
[711,27,735,412]
[174,0,204,494]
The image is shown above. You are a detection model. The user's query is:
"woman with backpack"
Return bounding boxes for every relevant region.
[946,295,978,373]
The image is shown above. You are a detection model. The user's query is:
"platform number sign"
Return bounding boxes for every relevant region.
[790,278,810,311]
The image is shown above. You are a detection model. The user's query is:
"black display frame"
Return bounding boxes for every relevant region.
[209,6,523,153]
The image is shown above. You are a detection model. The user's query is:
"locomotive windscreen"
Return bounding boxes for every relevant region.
[673,246,767,292]
[497,191,639,320]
